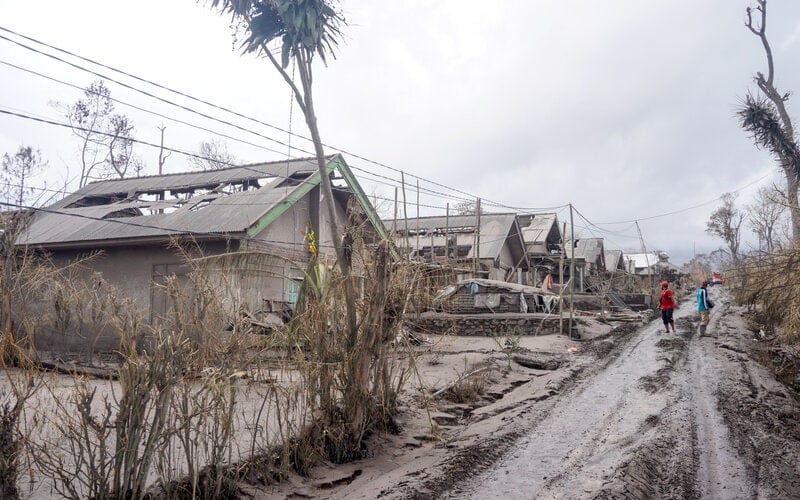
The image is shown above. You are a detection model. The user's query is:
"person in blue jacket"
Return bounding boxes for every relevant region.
[696,280,714,336]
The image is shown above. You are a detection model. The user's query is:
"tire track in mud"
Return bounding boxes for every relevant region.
[710,305,800,499]
[683,310,754,499]
[394,325,640,500]
[450,298,760,499]
[452,314,686,499]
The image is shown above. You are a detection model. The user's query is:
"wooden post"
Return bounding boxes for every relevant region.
[569,203,575,339]
[416,180,420,259]
[401,172,409,256]
[559,222,565,336]
[445,203,450,262]
[474,198,481,277]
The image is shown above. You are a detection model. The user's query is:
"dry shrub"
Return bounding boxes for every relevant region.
[446,373,488,404]
[44,266,142,365]
[6,228,426,495]
[0,212,60,366]
[276,237,420,466]
[734,250,800,346]
[30,331,247,499]
[0,362,41,500]
[30,253,248,499]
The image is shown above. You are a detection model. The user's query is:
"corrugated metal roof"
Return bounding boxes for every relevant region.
[392,213,521,260]
[604,249,625,271]
[573,238,604,264]
[20,157,324,247]
[519,213,559,245]
[624,252,663,269]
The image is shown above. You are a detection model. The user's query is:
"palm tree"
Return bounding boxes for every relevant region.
[209,0,378,461]
[211,0,347,263]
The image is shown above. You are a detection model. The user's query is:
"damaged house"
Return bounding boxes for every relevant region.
[568,237,606,292]
[391,212,530,283]
[517,213,563,290]
[624,251,680,276]
[17,154,387,351]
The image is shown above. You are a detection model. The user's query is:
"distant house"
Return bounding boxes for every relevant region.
[516,213,562,288]
[391,213,529,283]
[624,251,679,275]
[604,249,627,273]
[17,154,387,350]
[569,238,606,292]
[573,238,605,273]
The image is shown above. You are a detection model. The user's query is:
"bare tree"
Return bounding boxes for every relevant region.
[0,145,48,364]
[453,199,484,215]
[747,184,787,253]
[1,146,47,209]
[189,138,238,171]
[65,80,142,187]
[706,193,746,265]
[739,0,800,245]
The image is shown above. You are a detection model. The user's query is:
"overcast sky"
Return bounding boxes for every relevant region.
[2,0,800,264]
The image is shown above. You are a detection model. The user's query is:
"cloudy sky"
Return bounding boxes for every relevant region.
[2,0,800,264]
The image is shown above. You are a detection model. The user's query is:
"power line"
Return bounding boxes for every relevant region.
[0,58,290,159]
[0,25,518,211]
[593,172,772,225]
[0,55,493,209]
[0,31,310,157]
[0,107,325,187]
[1,25,773,236]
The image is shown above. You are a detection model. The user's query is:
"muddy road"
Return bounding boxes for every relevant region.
[429,289,800,499]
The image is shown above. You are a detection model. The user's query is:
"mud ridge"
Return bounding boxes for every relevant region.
[397,321,643,499]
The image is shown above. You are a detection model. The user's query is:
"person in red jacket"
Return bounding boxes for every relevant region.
[659,280,676,333]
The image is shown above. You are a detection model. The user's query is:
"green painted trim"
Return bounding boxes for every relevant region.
[332,155,399,261]
[247,154,398,261]
[246,160,333,238]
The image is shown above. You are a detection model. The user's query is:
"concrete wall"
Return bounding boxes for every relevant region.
[29,240,235,353]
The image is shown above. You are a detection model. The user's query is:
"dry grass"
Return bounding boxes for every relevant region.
[733,250,800,346]
[0,217,430,498]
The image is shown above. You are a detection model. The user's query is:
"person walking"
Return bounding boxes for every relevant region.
[659,280,676,333]
[696,280,714,336]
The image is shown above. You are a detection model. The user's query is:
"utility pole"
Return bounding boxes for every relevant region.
[568,203,575,339]
[392,187,398,234]
[474,198,481,277]
[559,222,566,336]
[445,203,450,262]
[635,221,655,301]
[416,180,420,259]
[401,171,409,255]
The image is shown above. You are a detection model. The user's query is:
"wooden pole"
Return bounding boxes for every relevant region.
[392,187,398,234]
[445,203,450,262]
[401,172,409,256]
[559,221,566,336]
[474,198,481,277]
[416,179,420,258]
[569,203,575,339]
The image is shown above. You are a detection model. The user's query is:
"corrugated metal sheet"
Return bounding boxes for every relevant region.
[520,213,559,245]
[605,249,625,271]
[571,238,604,267]
[20,157,322,247]
[392,213,520,260]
